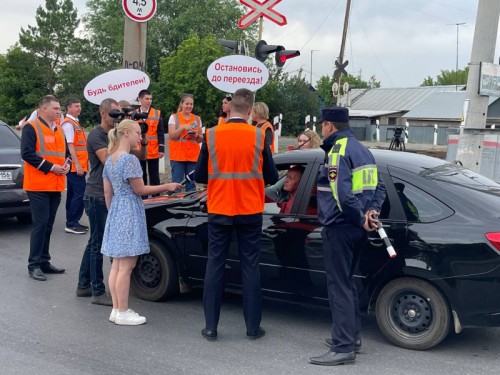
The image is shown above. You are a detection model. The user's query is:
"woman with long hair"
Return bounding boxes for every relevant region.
[102,120,181,325]
[217,94,232,125]
[167,94,203,192]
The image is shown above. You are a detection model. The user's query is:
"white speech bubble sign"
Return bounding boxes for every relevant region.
[207,55,269,93]
[84,69,150,105]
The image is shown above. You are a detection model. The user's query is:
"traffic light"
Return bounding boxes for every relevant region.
[217,39,248,55]
[275,49,301,68]
[255,40,300,68]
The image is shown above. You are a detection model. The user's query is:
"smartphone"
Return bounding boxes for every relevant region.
[64,157,72,166]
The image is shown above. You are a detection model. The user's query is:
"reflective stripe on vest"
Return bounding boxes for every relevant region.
[24,119,66,192]
[63,117,88,172]
[328,137,378,212]
[257,121,275,153]
[173,114,200,144]
[33,121,66,158]
[207,127,263,180]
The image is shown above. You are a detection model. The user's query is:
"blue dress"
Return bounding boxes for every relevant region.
[101,153,150,258]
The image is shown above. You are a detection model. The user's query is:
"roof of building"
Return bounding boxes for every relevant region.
[403,92,500,120]
[340,85,465,111]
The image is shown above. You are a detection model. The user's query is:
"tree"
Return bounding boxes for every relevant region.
[0,47,48,124]
[316,73,380,107]
[83,0,255,80]
[421,67,469,86]
[18,0,85,92]
[155,34,228,128]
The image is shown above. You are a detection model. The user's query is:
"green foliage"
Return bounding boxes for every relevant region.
[83,0,254,80]
[18,0,84,92]
[0,47,48,124]
[155,34,228,128]
[316,73,381,107]
[420,67,469,86]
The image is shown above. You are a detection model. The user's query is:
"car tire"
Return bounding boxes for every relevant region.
[375,277,451,350]
[130,240,179,302]
[16,214,32,224]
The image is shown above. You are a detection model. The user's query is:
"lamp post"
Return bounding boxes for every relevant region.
[310,49,320,87]
[448,22,465,91]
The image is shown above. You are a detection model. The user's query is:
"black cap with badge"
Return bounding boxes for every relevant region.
[317,106,349,124]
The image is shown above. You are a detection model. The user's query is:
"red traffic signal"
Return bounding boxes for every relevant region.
[275,49,300,67]
[255,40,300,67]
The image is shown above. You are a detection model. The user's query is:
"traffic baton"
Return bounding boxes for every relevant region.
[376,221,397,258]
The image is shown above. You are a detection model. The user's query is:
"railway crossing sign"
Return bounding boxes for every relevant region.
[238,0,287,29]
[122,0,157,22]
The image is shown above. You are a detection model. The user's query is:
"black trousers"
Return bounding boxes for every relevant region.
[140,158,160,186]
[203,218,263,332]
[27,191,61,271]
[322,224,367,353]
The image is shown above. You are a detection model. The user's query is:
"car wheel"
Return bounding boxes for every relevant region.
[16,214,32,224]
[131,240,179,301]
[375,277,451,350]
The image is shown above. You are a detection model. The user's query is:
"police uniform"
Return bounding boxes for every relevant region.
[315,107,386,360]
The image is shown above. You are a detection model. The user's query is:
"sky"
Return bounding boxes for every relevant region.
[1,0,499,88]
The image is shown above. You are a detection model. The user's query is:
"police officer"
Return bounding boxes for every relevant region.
[194,88,278,341]
[309,107,386,366]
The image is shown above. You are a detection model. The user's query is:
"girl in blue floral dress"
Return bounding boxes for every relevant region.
[102,120,181,325]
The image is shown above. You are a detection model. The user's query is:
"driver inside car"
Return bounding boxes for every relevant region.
[265,166,317,214]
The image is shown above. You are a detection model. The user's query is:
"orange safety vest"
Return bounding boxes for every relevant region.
[23,119,66,192]
[206,122,265,216]
[169,112,201,162]
[136,108,161,159]
[217,116,228,126]
[257,121,275,153]
[63,117,88,172]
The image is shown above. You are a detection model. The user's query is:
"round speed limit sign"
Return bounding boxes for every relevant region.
[122,0,157,22]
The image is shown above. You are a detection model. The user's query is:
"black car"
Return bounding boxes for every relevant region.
[133,149,500,350]
[0,120,30,223]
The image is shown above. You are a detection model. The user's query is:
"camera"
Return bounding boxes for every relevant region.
[108,107,149,134]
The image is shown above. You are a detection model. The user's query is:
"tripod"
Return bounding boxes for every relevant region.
[389,127,405,151]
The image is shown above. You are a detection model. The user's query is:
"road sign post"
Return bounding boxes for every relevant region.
[122,0,157,73]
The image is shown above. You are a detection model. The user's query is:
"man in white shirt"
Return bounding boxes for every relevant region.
[61,97,88,234]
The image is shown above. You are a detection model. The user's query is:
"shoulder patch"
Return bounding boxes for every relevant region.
[331,143,341,153]
[328,166,338,182]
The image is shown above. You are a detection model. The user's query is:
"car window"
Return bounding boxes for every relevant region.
[264,163,307,215]
[391,177,453,223]
[0,125,20,148]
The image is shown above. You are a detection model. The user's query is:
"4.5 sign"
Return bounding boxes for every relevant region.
[122,0,157,22]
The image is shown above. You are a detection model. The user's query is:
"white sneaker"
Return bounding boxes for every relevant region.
[114,309,146,325]
[109,308,117,323]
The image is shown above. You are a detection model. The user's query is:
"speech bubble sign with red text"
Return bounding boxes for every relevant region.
[84,69,150,105]
[207,55,269,93]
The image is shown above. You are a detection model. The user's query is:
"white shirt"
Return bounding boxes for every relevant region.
[61,114,79,143]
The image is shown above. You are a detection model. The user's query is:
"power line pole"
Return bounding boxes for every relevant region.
[310,50,319,87]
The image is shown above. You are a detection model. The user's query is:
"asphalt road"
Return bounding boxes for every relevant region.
[0,195,499,375]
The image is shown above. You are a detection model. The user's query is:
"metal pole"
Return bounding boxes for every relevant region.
[258,16,263,40]
[455,23,465,91]
[336,0,352,106]
[310,50,319,86]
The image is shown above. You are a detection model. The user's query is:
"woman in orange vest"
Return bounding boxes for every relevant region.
[168,94,203,192]
[251,102,275,153]
[217,94,232,125]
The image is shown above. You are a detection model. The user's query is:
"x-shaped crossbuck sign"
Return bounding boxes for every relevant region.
[238,0,287,29]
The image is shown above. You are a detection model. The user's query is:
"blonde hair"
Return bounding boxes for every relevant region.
[298,129,321,149]
[118,100,130,108]
[108,119,137,153]
[177,94,194,112]
[252,102,269,120]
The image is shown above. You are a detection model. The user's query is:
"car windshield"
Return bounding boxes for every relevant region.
[0,125,20,148]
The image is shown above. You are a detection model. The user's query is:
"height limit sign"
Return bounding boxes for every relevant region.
[122,0,157,22]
